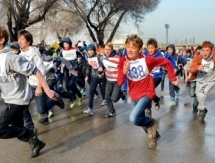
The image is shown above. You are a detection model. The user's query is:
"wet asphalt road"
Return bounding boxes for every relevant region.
[0,79,215,163]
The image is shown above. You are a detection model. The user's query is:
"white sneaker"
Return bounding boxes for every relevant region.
[48,111,54,118]
[84,108,93,116]
[80,88,84,94]
[94,94,99,100]
[101,100,107,106]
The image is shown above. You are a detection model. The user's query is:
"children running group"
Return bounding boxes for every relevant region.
[0,25,214,158]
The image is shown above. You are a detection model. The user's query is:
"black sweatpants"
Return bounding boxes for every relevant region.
[0,104,33,142]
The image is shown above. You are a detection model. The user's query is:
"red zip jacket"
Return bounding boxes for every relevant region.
[117,54,176,101]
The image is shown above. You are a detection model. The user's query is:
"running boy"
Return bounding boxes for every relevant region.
[117,35,178,148]
[0,25,57,158]
[143,38,176,111]
[190,41,215,121]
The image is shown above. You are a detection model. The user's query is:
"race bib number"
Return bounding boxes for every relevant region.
[62,50,77,60]
[88,57,99,69]
[103,59,118,71]
[127,58,149,81]
[151,66,160,73]
[201,59,214,73]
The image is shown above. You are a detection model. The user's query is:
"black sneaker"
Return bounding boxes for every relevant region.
[31,140,46,158]
[155,103,160,110]
[155,97,160,110]
[29,133,46,158]
[38,117,49,125]
[105,113,116,118]
[29,130,37,151]
[56,95,65,110]
[198,108,208,121]
[193,107,198,112]
[120,91,126,100]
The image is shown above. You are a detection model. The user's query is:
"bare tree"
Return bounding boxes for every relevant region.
[45,2,84,42]
[63,0,159,45]
[1,0,58,41]
[0,3,7,24]
[28,1,84,43]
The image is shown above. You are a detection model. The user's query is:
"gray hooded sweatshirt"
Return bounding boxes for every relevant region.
[0,47,38,105]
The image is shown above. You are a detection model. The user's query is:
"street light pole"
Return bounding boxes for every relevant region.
[165,24,170,45]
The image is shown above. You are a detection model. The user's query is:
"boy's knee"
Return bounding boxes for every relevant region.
[196,92,205,100]
[189,92,195,97]
[112,97,119,103]
[129,113,138,125]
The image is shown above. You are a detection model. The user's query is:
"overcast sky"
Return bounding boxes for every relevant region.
[120,0,215,44]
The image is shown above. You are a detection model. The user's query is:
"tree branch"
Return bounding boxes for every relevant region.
[86,23,97,42]
[28,0,58,26]
[86,0,100,32]
[106,10,127,43]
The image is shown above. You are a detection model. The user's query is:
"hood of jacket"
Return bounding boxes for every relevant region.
[167,44,176,54]
[59,37,72,47]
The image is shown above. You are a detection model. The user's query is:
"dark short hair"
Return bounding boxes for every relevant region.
[18,29,33,45]
[186,49,191,53]
[0,26,9,46]
[195,46,202,51]
[146,38,158,48]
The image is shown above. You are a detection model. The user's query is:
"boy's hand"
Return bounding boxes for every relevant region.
[123,59,130,74]
[98,67,103,72]
[198,65,204,71]
[172,79,178,86]
[46,90,58,101]
[72,71,78,76]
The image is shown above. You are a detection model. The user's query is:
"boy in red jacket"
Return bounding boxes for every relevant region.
[117,35,178,148]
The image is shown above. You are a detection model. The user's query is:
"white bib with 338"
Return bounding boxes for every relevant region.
[127,58,149,81]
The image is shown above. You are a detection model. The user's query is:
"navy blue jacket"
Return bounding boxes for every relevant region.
[143,50,176,79]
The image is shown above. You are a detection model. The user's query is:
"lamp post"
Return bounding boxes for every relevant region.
[165,24,170,45]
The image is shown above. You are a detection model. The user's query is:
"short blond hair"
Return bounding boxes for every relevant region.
[125,35,143,48]
[105,42,113,49]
